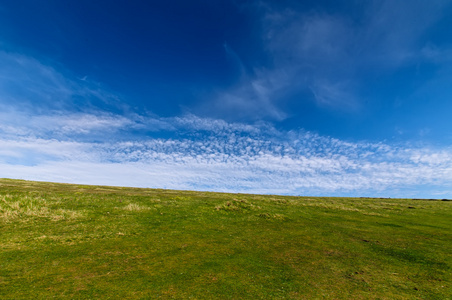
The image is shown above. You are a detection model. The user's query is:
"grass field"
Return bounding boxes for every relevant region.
[0,178,451,299]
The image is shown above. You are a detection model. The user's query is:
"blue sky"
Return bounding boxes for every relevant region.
[1,0,452,198]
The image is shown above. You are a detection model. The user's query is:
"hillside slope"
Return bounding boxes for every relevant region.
[1,179,451,299]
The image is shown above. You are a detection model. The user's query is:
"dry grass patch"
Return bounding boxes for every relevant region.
[215,199,259,212]
[0,194,82,222]
[257,213,288,220]
[122,203,150,211]
[298,201,387,216]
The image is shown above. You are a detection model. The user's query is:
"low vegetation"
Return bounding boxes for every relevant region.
[1,178,451,299]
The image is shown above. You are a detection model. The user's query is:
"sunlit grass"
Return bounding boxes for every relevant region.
[1,178,451,299]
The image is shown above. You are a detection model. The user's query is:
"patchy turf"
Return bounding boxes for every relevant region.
[1,178,451,299]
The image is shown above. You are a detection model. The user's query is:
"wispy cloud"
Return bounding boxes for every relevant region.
[0,109,134,139]
[208,0,452,119]
[0,50,121,112]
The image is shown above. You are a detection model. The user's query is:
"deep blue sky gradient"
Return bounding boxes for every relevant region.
[1,0,452,197]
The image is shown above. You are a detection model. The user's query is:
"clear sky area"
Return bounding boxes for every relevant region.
[1,0,452,198]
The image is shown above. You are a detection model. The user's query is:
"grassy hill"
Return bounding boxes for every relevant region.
[1,178,451,299]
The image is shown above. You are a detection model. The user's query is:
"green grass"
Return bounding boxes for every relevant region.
[1,178,451,299]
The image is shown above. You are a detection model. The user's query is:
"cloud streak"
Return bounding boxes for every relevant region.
[209,0,452,119]
[0,50,121,112]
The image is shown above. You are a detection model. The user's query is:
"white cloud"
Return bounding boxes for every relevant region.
[1,113,452,197]
[0,108,135,141]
